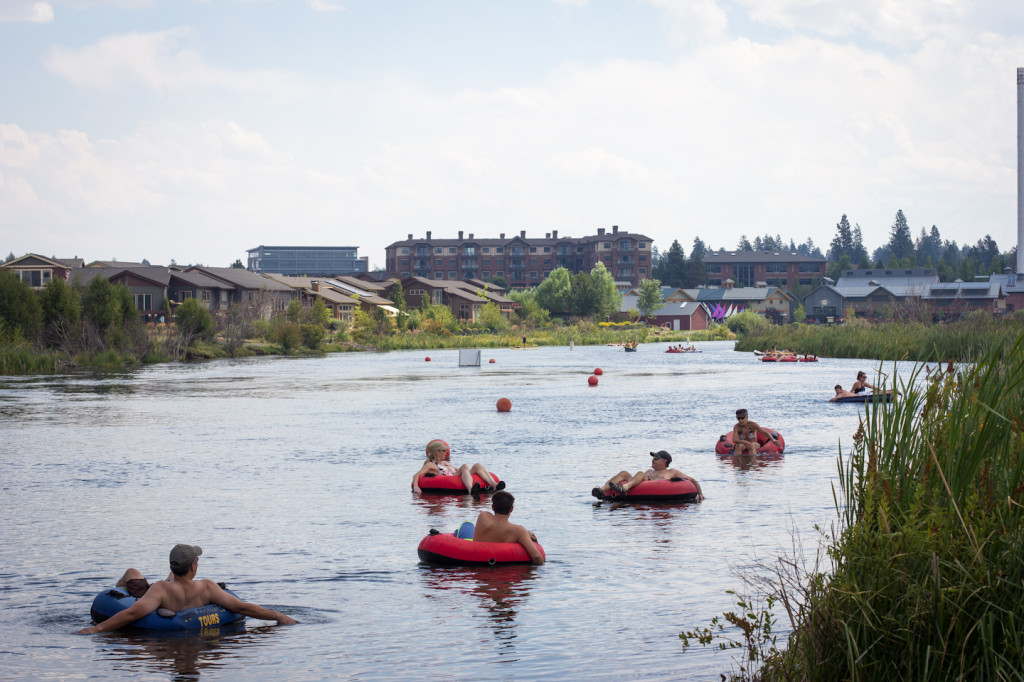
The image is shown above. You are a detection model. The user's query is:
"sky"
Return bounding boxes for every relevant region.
[1,0,1023,270]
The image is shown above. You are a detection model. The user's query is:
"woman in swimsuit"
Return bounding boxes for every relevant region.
[411,439,504,494]
[851,371,876,394]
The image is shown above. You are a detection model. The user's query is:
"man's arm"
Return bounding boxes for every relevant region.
[205,581,296,625]
[752,422,779,443]
[670,470,704,500]
[77,584,164,634]
[515,526,545,565]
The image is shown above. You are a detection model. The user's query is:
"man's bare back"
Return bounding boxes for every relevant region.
[473,491,544,564]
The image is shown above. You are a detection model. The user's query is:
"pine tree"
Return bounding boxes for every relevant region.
[887,210,914,261]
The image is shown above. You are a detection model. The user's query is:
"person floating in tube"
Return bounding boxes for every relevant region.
[732,408,780,455]
[412,438,505,495]
[591,451,704,501]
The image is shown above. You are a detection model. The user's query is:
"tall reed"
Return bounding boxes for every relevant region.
[769,333,1024,680]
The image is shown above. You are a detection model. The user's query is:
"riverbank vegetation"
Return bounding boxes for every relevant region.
[683,332,1024,680]
[0,268,729,374]
[732,310,1024,362]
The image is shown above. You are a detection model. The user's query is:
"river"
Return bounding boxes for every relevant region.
[0,341,904,680]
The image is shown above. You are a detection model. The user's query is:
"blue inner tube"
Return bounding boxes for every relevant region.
[89,586,246,631]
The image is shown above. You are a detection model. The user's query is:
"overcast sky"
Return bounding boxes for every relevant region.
[1,0,1022,269]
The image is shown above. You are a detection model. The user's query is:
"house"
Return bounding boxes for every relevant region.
[620,286,709,330]
[1,254,84,289]
[259,274,368,321]
[185,267,296,313]
[393,276,518,322]
[803,268,940,322]
[682,285,796,323]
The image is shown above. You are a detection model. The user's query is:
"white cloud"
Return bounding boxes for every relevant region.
[0,1,54,22]
[307,0,345,11]
[45,29,312,99]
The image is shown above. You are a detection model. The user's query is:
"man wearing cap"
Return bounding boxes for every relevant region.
[76,544,296,633]
[732,408,780,455]
[591,451,704,500]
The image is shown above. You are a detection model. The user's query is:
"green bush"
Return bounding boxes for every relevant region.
[174,298,214,344]
[300,323,325,349]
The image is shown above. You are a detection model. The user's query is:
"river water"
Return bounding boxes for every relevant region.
[0,341,905,680]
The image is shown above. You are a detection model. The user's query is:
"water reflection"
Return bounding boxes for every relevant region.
[418,564,539,655]
[719,453,785,471]
[96,626,252,680]
[411,492,490,518]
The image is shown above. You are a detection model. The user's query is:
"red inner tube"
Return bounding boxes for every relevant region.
[416,472,500,493]
[417,532,544,566]
[598,478,699,502]
[715,429,785,455]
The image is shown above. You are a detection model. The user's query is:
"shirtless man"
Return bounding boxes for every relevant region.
[411,438,504,494]
[732,408,780,455]
[76,544,296,634]
[473,491,545,565]
[591,450,704,501]
[829,384,858,402]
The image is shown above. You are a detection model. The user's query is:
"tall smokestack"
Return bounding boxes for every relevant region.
[1018,68,1024,273]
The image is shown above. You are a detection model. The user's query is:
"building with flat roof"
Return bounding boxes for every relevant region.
[246,245,368,276]
[702,249,827,288]
[385,225,652,289]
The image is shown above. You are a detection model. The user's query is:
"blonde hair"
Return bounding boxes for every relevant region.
[425,439,449,462]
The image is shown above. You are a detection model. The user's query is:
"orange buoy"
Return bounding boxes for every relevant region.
[588,375,599,387]
[496,397,512,412]
[594,368,603,375]
[489,358,495,363]
[425,357,431,362]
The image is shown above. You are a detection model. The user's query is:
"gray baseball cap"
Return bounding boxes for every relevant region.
[169,544,202,571]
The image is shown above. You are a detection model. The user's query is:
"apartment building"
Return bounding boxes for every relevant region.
[384,225,652,290]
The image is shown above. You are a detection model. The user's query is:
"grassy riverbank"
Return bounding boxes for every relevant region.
[684,331,1024,680]
[0,321,733,374]
[733,312,1024,362]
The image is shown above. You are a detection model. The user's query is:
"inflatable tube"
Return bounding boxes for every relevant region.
[715,428,785,455]
[832,392,894,404]
[417,532,544,566]
[89,587,245,631]
[798,356,818,362]
[595,478,699,502]
[416,472,501,494]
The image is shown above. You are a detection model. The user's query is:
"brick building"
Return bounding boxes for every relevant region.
[702,249,827,288]
[384,225,652,290]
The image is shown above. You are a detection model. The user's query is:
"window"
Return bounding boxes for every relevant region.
[435,259,443,266]
[401,259,409,266]
[799,278,813,285]
[766,263,787,273]
[496,247,504,253]
[603,242,611,248]
[530,271,538,279]
[496,258,504,265]
[178,291,193,302]
[639,268,647,275]
[401,247,409,254]
[449,259,457,266]
[482,271,490,278]
[706,264,722,274]
[543,259,551,265]
[798,263,819,273]
[409,289,424,296]
[496,271,504,277]
[435,272,443,278]
[639,242,647,248]
[435,247,442,254]
[529,259,537,265]
[543,247,550,253]
[482,259,490,265]
[464,247,476,255]
[448,271,457,278]
[483,247,490,253]
[639,255,647,262]
[201,290,211,302]
[133,293,152,310]
[529,247,537,253]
